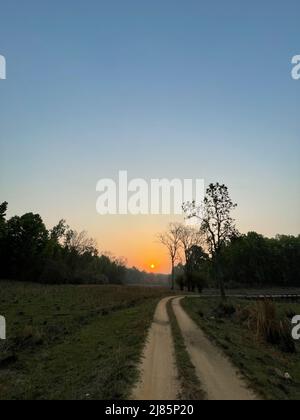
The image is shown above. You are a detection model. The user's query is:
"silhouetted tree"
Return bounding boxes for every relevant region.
[158,223,182,290]
[5,213,48,280]
[184,183,239,299]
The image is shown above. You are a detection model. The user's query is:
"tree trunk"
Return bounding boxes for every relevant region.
[171,262,175,290]
[215,253,226,300]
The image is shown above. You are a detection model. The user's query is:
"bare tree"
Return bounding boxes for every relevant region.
[183,183,239,299]
[158,223,182,290]
[65,230,98,256]
[178,225,203,265]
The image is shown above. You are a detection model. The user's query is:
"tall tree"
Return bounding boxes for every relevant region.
[6,213,49,280]
[158,223,182,290]
[184,183,239,299]
[0,202,8,226]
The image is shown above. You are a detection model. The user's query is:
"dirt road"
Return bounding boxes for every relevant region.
[132,296,257,401]
[131,297,180,400]
[172,297,257,400]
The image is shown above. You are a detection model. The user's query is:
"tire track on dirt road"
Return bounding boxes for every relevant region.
[131,297,180,400]
[172,297,258,400]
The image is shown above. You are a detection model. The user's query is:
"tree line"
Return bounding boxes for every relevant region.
[219,232,300,289]
[0,202,126,285]
[159,183,300,297]
[1,184,299,293]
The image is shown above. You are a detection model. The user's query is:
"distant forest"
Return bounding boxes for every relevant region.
[0,202,165,286]
[216,232,300,288]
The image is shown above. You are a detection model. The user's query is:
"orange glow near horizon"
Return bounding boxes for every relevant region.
[133,256,169,274]
[86,215,183,275]
[97,232,172,274]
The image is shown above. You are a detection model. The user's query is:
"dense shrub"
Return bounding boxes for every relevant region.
[246,300,296,354]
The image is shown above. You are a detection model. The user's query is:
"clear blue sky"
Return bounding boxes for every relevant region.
[0,1,299,268]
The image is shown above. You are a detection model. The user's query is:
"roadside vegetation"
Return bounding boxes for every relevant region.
[0,281,172,400]
[182,297,300,400]
[167,299,206,400]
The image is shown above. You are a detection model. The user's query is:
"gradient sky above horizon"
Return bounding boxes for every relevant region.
[0,0,299,273]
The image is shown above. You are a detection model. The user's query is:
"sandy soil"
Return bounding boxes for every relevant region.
[131,297,181,400]
[172,297,258,400]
